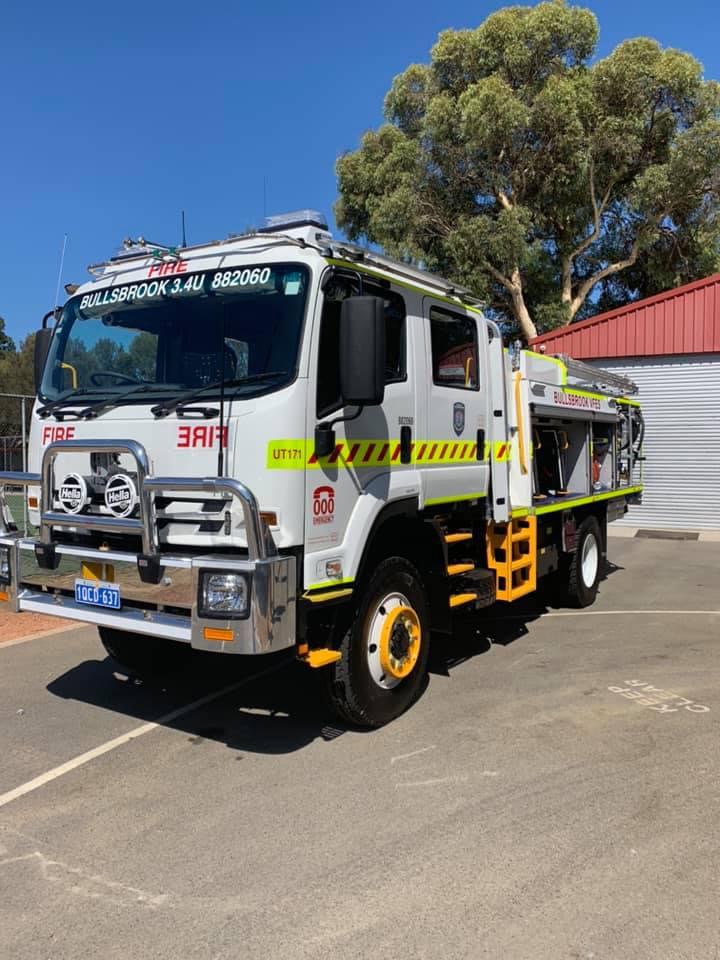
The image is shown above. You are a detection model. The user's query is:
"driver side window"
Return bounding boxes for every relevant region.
[316,274,406,418]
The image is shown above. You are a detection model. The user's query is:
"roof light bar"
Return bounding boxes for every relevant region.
[259,210,328,234]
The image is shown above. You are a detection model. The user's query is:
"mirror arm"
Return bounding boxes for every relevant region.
[314,405,364,458]
[42,307,62,329]
[326,404,364,432]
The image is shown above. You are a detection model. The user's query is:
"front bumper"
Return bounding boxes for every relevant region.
[0,438,296,655]
[0,537,295,654]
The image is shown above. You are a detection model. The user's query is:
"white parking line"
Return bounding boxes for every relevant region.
[494,609,720,619]
[0,659,289,810]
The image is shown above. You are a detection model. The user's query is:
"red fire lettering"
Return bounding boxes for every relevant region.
[41,425,76,444]
[176,425,228,448]
[192,425,208,447]
[147,259,188,279]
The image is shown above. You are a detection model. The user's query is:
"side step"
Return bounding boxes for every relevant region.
[445,532,473,544]
[449,568,496,611]
[300,648,342,668]
[450,593,477,609]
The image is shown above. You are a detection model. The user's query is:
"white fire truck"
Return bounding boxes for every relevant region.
[0,211,644,726]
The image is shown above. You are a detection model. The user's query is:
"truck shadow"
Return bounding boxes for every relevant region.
[430,559,624,676]
[47,652,353,756]
[47,561,623,755]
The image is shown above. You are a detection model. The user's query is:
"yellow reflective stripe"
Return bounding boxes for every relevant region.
[306,577,355,592]
[267,439,492,469]
[302,588,353,604]
[618,397,641,407]
[493,441,511,462]
[415,440,480,465]
[534,486,643,515]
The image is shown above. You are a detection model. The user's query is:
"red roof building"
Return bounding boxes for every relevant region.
[530,274,720,530]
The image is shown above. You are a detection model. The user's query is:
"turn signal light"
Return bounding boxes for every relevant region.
[0,590,8,602]
[260,511,278,526]
[28,496,38,508]
[203,627,234,642]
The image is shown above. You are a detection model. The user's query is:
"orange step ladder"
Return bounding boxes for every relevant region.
[486,517,537,601]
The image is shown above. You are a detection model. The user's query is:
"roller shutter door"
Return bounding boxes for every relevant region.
[590,354,720,530]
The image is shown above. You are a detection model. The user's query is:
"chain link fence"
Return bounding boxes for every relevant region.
[0,392,34,535]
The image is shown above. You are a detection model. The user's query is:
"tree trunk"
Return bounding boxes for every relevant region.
[510,271,537,341]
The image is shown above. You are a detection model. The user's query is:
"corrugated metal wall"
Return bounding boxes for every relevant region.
[590,354,720,529]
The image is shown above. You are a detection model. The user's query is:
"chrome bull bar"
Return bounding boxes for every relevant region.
[0,440,295,655]
[0,438,272,561]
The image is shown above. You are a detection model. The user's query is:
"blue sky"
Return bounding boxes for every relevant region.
[1,0,717,344]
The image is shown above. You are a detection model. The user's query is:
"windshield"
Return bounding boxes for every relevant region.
[40,262,310,404]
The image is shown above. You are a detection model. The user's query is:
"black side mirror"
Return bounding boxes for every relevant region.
[339,296,385,407]
[34,326,54,393]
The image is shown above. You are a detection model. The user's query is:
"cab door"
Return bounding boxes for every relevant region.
[421,299,490,508]
[303,273,423,591]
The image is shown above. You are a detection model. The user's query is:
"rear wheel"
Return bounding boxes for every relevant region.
[562,516,603,607]
[99,627,191,679]
[323,557,430,728]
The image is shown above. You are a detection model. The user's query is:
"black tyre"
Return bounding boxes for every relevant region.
[563,516,603,608]
[323,557,430,728]
[99,627,192,679]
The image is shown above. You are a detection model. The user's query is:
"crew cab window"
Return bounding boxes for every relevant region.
[430,307,479,390]
[316,274,406,418]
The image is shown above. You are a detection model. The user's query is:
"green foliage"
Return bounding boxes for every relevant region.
[0,317,16,353]
[336,1,720,339]
[0,333,35,444]
[62,331,158,388]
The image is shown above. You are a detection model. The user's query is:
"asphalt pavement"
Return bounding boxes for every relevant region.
[1,537,719,960]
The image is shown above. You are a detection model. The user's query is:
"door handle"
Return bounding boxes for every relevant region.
[476,428,485,461]
[400,425,412,464]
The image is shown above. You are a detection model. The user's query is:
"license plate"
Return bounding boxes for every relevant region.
[74,578,121,610]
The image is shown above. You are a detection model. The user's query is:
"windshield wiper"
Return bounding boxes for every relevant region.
[38,384,180,420]
[37,388,107,419]
[151,372,288,418]
[76,383,163,419]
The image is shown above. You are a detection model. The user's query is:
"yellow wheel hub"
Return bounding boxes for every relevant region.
[379,605,421,680]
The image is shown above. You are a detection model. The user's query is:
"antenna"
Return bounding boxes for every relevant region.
[53,234,68,308]
[263,177,267,219]
[217,306,227,477]
[181,210,187,248]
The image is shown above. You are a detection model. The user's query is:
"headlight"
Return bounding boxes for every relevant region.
[0,546,10,584]
[200,572,249,618]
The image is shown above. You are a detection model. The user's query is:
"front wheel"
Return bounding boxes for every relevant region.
[562,516,604,607]
[99,627,192,679]
[323,557,430,728]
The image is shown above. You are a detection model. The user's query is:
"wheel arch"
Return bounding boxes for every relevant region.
[567,501,608,556]
[354,499,450,633]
